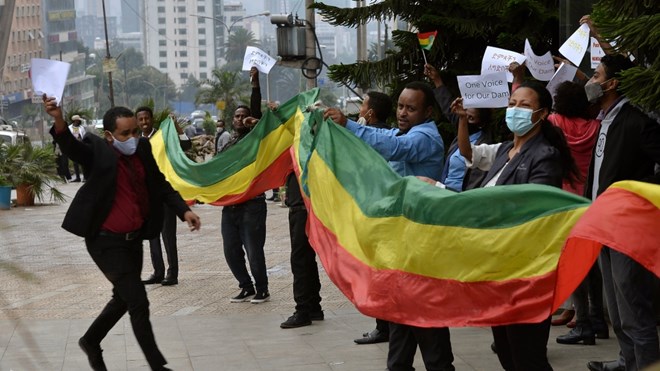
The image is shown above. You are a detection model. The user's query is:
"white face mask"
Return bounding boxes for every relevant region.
[111,135,138,156]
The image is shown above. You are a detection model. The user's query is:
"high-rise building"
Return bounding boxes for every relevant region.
[43,0,95,111]
[144,0,218,87]
[121,0,140,34]
[0,0,45,118]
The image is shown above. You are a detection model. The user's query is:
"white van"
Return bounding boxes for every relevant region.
[0,124,30,146]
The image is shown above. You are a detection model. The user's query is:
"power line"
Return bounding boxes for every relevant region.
[119,0,204,50]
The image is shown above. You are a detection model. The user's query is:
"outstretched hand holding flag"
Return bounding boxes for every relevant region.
[417,31,438,64]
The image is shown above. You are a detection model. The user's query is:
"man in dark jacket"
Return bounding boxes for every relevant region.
[584,55,660,371]
[44,96,201,371]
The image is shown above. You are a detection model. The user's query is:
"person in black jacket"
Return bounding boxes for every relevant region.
[44,96,201,371]
[136,106,192,286]
[583,54,660,371]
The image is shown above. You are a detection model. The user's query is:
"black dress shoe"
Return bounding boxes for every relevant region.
[161,275,178,286]
[556,326,596,345]
[78,337,108,371]
[142,274,164,284]
[310,310,324,321]
[354,329,389,344]
[594,326,610,339]
[280,312,312,328]
[587,360,625,371]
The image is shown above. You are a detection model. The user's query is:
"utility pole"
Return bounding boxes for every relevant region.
[305,0,317,90]
[101,0,115,107]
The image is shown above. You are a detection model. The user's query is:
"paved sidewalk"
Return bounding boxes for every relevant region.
[0,182,625,370]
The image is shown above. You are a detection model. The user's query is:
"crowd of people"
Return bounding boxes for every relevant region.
[43,14,660,371]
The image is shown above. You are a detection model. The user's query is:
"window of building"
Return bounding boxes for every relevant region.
[159,40,166,46]
[200,72,207,79]
[199,50,206,57]
[179,28,187,35]
[197,6,205,12]
[180,62,188,68]
[198,28,206,35]
[159,51,167,57]
[158,17,166,24]
[180,51,188,57]
[199,39,206,46]
[180,73,188,79]
[200,61,207,68]
[179,40,187,46]
[178,17,186,24]
[160,62,167,68]
[157,6,165,13]
[177,6,185,12]
[158,29,166,36]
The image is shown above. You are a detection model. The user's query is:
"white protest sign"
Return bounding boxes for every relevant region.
[524,39,555,81]
[545,63,578,102]
[590,37,605,69]
[481,46,526,83]
[457,72,510,108]
[558,23,590,66]
[242,46,277,74]
[30,58,71,105]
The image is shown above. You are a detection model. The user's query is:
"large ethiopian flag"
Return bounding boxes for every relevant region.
[150,89,318,205]
[154,89,660,327]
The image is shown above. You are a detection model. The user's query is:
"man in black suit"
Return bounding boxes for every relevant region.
[136,106,191,286]
[45,96,201,371]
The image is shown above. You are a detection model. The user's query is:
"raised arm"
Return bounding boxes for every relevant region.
[425,63,457,124]
[250,67,263,119]
[451,97,472,161]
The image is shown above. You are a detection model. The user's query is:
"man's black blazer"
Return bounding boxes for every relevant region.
[51,126,191,239]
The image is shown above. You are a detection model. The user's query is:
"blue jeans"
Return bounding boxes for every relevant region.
[221,197,268,292]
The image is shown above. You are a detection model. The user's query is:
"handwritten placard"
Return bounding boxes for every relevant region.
[457,72,510,108]
[242,46,277,74]
[558,23,590,66]
[590,37,605,69]
[524,39,555,81]
[545,63,578,102]
[481,46,526,83]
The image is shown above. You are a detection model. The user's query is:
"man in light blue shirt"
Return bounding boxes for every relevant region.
[325,81,453,371]
[325,82,444,180]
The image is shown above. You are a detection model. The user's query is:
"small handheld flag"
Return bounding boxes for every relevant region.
[417,31,437,64]
[418,31,437,51]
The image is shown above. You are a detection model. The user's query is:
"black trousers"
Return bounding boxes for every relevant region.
[572,262,606,330]
[376,318,390,334]
[387,323,454,371]
[289,207,322,313]
[491,317,552,371]
[84,235,166,370]
[148,205,178,278]
[56,154,71,180]
[70,158,81,179]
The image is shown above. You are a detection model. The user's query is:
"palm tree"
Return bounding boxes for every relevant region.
[195,67,251,123]
[225,27,260,64]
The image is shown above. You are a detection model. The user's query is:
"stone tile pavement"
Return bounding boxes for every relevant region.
[0,182,629,370]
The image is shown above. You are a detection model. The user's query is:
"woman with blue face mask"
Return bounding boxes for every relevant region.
[454,81,579,189]
[451,81,580,371]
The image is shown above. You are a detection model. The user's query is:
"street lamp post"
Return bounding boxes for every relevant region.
[190,11,270,63]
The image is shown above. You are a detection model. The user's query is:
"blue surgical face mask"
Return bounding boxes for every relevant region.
[111,135,138,156]
[505,107,542,136]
